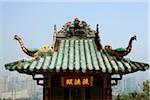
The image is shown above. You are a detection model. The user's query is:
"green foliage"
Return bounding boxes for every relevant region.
[114,80,150,100]
[143,80,150,96]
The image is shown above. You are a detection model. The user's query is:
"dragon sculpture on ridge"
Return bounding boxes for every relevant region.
[104,35,137,60]
[14,35,53,57]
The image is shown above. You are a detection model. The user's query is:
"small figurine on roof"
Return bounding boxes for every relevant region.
[37,44,54,57]
[73,18,81,29]
[64,21,72,30]
[80,21,87,28]
[65,21,72,26]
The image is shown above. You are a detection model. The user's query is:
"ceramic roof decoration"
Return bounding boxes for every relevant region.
[57,18,96,38]
[104,35,137,60]
[14,35,54,57]
[5,39,149,74]
[5,18,149,75]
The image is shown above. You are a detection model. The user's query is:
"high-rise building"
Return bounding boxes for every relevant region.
[0,76,8,93]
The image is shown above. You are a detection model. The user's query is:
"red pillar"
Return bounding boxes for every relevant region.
[103,75,112,100]
[43,73,52,100]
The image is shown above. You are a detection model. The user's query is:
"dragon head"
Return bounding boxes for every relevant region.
[14,35,21,40]
[131,35,137,41]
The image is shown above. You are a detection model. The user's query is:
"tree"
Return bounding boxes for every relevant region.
[143,80,150,96]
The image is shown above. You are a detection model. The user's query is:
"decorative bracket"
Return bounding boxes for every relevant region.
[111,74,122,86]
[32,74,44,86]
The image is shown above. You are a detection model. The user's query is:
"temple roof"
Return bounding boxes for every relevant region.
[5,39,149,74]
[4,18,149,75]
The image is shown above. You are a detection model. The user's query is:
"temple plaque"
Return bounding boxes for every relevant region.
[61,76,93,87]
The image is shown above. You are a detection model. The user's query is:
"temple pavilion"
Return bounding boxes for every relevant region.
[5,18,149,100]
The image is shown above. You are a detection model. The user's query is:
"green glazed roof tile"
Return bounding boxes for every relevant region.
[5,39,149,74]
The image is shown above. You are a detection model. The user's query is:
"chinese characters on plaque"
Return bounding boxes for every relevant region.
[61,76,93,87]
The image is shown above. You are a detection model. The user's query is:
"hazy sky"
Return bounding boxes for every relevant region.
[0,1,149,75]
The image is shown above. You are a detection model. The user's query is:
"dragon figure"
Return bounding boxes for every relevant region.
[14,35,54,57]
[104,35,137,60]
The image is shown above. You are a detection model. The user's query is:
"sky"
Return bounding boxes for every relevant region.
[0,1,149,76]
